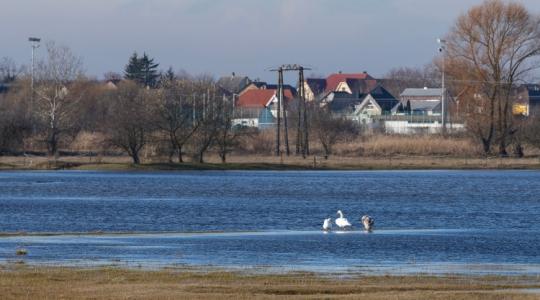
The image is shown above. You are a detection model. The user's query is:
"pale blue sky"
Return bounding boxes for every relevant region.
[2,0,540,81]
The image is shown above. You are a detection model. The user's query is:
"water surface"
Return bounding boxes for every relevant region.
[1,170,539,275]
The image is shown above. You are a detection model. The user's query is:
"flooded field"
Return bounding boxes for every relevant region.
[1,170,539,275]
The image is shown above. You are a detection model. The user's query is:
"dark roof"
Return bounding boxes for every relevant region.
[523,84,540,105]
[333,91,364,99]
[251,81,268,88]
[306,78,326,95]
[367,85,398,112]
[0,83,11,94]
[328,97,362,113]
[217,75,251,94]
[369,85,396,99]
[265,84,297,97]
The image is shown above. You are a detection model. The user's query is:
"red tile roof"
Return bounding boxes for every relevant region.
[325,73,374,92]
[236,89,294,108]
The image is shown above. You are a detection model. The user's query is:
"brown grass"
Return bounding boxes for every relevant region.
[0,266,539,299]
[357,135,481,157]
[3,132,540,170]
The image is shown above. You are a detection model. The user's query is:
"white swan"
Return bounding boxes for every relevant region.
[335,210,352,229]
[361,215,374,231]
[322,218,332,231]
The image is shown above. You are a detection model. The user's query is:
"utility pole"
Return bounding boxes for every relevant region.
[299,67,309,158]
[279,69,290,156]
[296,71,303,155]
[271,64,312,158]
[275,67,282,156]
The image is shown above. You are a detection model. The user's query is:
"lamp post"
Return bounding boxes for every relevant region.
[437,38,447,134]
[28,37,41,134]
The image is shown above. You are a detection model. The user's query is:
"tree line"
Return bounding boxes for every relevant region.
[0,42,358,163]
[3,0,540,162]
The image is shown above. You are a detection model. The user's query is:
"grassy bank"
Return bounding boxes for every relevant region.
[1,154,540,171]
[1,266,539,299]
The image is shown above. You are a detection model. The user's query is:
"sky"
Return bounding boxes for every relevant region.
[2,0,540,82]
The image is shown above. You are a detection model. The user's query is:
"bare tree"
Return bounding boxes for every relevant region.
[34,41,86,157]
[445,0,540,156]
[0,81,31,154]
[214,96,243,163]
[313,107,359,159]
[154,79,199,163]
[0,57,22,83]
[382,64,440,97]
[105,81,152,164]
[189,77,220,163]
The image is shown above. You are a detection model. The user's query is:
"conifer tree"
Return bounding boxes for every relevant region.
[123,52,160,88]
[140,53,159,88]
[124,52,142,82]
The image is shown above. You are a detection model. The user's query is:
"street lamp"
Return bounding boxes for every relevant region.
[29,37,41,94]
[28,37,40,134]
[437,38,447,134]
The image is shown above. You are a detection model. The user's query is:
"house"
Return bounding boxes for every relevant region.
[514,84,540,116]
[326,85,398,124]
[382,87,466,134]
[392,87,451,116]
[238,80,297,97]
[304,78,326,101]
[304,72,377,101]
[216,73,252,95]
[238,80,267,96]
[233,89,294,128]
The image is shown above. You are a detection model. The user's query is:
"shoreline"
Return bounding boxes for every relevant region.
[1,265,539,299]
[1,155,540,171]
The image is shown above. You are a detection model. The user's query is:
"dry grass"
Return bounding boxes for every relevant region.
[357,135,481,157]
[0,266,539,299]
[2,132,540,170]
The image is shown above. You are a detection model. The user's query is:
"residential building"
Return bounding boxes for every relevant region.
[216,73,251,95]
[233,88,294,128]
[304,72,377,101]
[392,87,451,115]
[326,85,398,125]
[514,84,540,116]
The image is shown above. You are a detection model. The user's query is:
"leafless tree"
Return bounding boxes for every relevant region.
[189,77,221,163]
[154,79,199,163]
[103,71,122,84]
[214,96,244,163]
[445,0,540,156]
[0,81,31,154]
[382,64,440,97]
[34,41,86,157]
[313,107,359,159]
[105,81,152,164]
[0,57,22,83]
